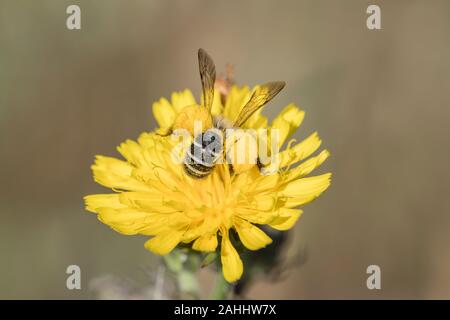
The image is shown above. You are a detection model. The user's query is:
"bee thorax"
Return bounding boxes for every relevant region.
[183,129,223,179]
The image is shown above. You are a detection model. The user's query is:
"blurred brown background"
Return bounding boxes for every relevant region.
[1,0,449,299]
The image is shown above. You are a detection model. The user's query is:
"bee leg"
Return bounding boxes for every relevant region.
[256,157,264,170]
[228,163,235,176]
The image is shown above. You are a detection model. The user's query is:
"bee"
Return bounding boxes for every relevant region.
[170,48,285,179]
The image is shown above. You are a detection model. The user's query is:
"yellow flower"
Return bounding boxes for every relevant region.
[84,86,331,283]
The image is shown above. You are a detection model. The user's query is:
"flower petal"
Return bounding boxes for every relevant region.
[91,156,151,191]
[138,217,171,236]
[284,149,330,182]
[271,104,305,146]
[251,194,277,211]
[110,224,146,235]
[192,233,218,252]
[97,207,149,224]
[220,229,243,283]
[84,194,126,213]
[96,207,153,235]
[269,208,303,231]
[223,86,251,123]
[248,174,280,193]
[171,89,197,113]
[282,173,331,207]
[280,132,322,168]
[152,97,175,129]
[119,192,176,213]
[234,218,272,250]
[117,140,148,168]
[144,229,185,255]
[245,109,268,129]
[235,207,276,224]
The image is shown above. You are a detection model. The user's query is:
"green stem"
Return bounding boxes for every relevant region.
[210,272,231,300]
[163,251,201,299]
[176,269,200,299]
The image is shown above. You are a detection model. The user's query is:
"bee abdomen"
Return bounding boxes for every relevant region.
[183,162,213,178]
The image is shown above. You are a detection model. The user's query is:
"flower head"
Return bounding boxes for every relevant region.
[84,53,331,283]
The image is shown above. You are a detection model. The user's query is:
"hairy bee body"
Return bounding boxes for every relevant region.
[176,49,285,179]
[183,129,223,178]
[183,116,258,178]
[183,116,232,179]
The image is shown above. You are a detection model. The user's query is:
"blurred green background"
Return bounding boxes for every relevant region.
[1,0,449,299]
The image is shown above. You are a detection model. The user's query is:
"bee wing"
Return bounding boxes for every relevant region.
[233,81,285,128]
[198,48,216,112]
